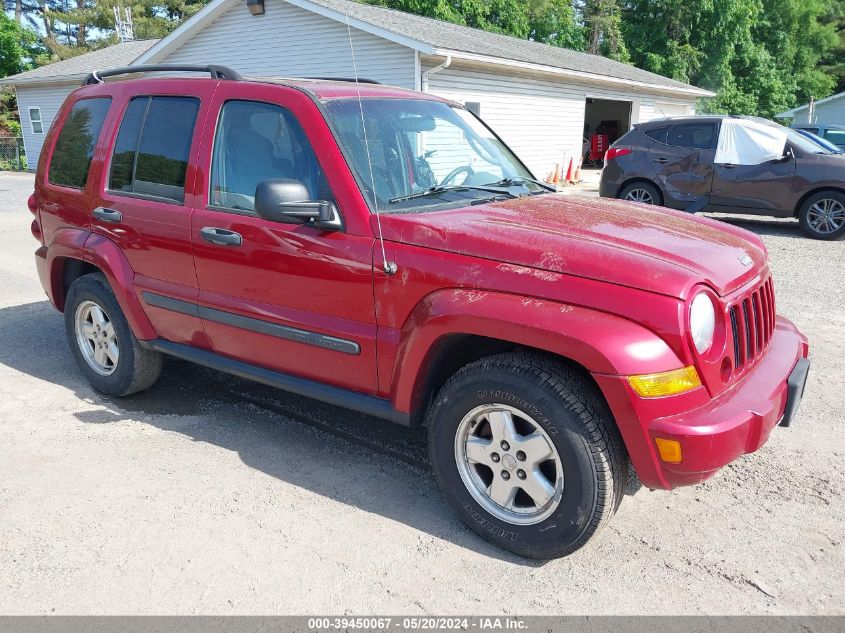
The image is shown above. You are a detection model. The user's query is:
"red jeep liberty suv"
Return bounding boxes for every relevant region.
[30,65,810,559]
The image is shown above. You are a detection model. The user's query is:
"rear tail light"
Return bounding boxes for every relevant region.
[31,219,43,243]
[605,147,632,161]
[28,193,43,244]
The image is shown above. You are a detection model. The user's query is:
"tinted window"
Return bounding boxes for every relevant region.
[210,100,333,212]
[644,126,669,143]
[49,98,111,189]
[667,123,716,149]
[108,96,199,203]
[824,129,845,146]
[109,98,148,192]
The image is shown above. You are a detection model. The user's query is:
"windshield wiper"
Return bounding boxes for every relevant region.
[388,184,519,205]
[488,176,556,192]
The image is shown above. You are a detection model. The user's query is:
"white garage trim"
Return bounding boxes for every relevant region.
[432,49,714,99]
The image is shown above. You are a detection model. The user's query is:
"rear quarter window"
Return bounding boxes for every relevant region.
[644,126,669,143]
[48,98,111,189]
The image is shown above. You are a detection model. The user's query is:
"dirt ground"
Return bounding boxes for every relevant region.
[0,170,842,615]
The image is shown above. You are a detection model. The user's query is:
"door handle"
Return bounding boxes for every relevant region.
[652,157,669,164]
[92,207,122,223]
[200,227,243,247]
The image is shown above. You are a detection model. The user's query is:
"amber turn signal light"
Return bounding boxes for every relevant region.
[655,438,683,463]
[628,366,702,398]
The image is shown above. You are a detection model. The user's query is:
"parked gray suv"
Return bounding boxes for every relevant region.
[599,115,845,240]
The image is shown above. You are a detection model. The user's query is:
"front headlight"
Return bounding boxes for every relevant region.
[690,292,716,354]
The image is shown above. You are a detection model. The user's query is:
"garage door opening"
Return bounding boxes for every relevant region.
[583,98,632,167]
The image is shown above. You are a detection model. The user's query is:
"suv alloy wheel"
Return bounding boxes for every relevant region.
[65,273,163,396]
[428,353,627,559]
[799,190,845,240]
[619,181,663,206]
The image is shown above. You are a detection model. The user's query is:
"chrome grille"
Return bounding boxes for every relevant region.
[728,276,775,369]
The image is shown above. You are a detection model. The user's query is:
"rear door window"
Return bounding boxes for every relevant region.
[108,96,200,203]
[667,123,716,149]
[48,98,111,189]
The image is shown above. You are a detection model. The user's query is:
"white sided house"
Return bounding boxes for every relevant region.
[2,0,713,174]
[0,40,159,170]
[777,92,845,126]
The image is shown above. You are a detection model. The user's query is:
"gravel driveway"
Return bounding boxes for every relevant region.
[0,170,842,614]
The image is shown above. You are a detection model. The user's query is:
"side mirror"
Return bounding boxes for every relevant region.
[254,179,335,226]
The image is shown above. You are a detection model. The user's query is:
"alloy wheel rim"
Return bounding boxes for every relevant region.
[807,199,845,234]
[454,404,564,526]
[625,188,654,204]
[74,300,119,376]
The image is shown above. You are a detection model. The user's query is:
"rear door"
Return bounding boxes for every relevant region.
[649,122,716,209]
[189,82,379,394]
[90,83,215,345]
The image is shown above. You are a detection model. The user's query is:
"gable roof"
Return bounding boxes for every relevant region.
[135,0,713,97]
[0,39,159,86]
[777,92,845,118]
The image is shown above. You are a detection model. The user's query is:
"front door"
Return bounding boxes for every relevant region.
[710,152,797,212]
[190,83,378,394]
[649,122,717,209]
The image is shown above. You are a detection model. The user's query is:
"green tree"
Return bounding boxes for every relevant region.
[528,0,585,49]
[0,12,45,77]
[818,0,845,93]
[621,0,836,118]
[580,0,629,61]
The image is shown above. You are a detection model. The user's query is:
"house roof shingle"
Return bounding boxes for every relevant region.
[307,0,707,93]
[0,39,159,85]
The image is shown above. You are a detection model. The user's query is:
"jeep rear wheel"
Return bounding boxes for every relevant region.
[65,273,162,396]
[427,353,627,559]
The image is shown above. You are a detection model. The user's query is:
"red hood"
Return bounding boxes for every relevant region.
[376,195,767,298]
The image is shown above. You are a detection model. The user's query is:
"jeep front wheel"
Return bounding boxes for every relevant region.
[65,273,162,396]
[427,353,626,559]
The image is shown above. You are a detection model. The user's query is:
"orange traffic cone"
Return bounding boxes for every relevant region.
[553,163,562,186]
[573,158,582,183]
[564,157,574,183]
[545,169,554,184]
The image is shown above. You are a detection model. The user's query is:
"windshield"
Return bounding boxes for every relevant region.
[785,127,834,154]
[323,98,542,212]
[750,116,831,154]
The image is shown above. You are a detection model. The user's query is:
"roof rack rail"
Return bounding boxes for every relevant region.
[305,77,382,84]
[82,64,241,86]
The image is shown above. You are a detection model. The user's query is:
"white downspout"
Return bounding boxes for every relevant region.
[421,55,451,93]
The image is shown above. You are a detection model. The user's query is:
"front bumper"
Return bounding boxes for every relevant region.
[596,315,809,489]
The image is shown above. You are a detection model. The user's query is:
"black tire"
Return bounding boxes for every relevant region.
[618,181,663,206]
[64,273,162,396]
[427,353,627,559]
[798,190,845,240]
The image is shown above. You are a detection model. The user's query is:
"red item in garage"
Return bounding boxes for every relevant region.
[589,133,609,162]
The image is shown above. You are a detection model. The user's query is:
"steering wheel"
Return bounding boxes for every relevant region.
[440,165,475,187]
